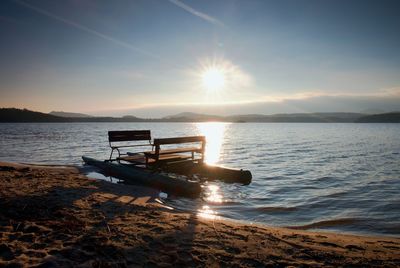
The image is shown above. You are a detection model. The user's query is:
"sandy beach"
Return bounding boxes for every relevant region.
[0,162,399,267]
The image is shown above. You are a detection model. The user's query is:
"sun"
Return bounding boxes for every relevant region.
[201,67,225,91]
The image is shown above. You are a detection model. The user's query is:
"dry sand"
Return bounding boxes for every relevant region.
[0,162,399,267]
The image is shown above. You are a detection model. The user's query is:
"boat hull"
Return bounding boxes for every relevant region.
[82,156,201,197]
[162,161,252,185]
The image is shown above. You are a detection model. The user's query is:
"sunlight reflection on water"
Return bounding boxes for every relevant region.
[1,122,400,235]
[198,205,219,220]
[196,122,229,164]
[197,184,223,219]
[204,184,223,203]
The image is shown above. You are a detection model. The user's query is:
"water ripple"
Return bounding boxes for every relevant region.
[1,122,399,236]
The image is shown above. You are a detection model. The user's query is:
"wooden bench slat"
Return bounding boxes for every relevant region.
[157,154,192,161]
[108,130,153,162]
[153,136,205,145]
[146,155,192,164]
[109,130,150,135]
[144,147,202,156]
[117,154,147,164]
[111,133,206,167]
[119,154,191,164]
[108,130,151,142]
[146,135,206,166]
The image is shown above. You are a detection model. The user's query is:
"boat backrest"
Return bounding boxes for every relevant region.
[108,130,151,143]
[153,135,206,146]
[108,130,153,161]
[153,136,206,161]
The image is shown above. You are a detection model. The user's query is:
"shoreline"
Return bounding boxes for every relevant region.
[1,161,399,267]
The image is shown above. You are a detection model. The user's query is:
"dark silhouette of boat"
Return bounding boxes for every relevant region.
[82,130,252,197]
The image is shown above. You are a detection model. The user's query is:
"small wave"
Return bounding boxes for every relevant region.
[219,200,241,206]
[313,176,336,182]
[292,149,315,153]
[286,218,359,230]
[253,206,298,213]
[323,191,347,198]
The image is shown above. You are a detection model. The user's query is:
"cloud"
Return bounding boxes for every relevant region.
[377,86,400,96]
[89,91,400,117]
[168,0,224,27]
[263,86,400,103]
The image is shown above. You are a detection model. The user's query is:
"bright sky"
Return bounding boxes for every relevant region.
[1,0,399,117]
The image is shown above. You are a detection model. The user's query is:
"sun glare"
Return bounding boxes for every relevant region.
[202,67,225,91]
[192,57,252,104]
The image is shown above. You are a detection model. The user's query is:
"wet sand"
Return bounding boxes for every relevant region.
[0,162,399,267]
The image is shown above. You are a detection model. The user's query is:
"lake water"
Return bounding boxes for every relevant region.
[0,122,399,236]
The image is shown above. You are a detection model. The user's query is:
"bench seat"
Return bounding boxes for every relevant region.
[144,147,202,158]
[117,154,147,164]
[119,153,191,165]
[143,136,206,168]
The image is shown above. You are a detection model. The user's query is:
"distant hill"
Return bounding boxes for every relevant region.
[122,115,140,119]
[1,108,399,123]
[356,112,400,123]
[269,112,363,122]
[0,108,67,122]
[163,112,199,119]
[49,111,93,118]
[0,108,146,123]
[360,109,386,115]
[166,112,364,123]
[163,112,223,121]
